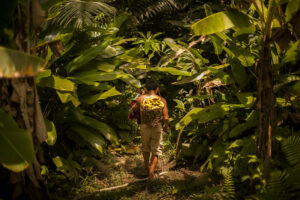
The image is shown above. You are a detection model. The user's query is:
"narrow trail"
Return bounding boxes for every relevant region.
[72,146,208,200]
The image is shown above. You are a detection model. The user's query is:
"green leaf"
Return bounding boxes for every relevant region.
[56,91,81,107]
[231,58,248,88]
[229,46,255,67]
[174,99,185,110]
[282,41,300,64]
[70,124,105,153]
[191,10,252,36]
[0,46,45,76]
[164,38,184,52]
[285,0,300,22]
[82,117,119,145]
[37,75,76,91]
[229,120,257,138]
[172,64,229,85]
[65,41,110,72]
[204,4,213,16]
[96,62,116,72]
[36,69,51,83]
[71,109,119,145]
[276,98,291,107]
[236,93,256,108]
[0,109,35,172]
[69,70,141,87]
[45,119,57,146]
[274,75,300,92]
[233,25,256,37]
[175,103,244,130]
[148,67,191,76]
[82,87,121,104]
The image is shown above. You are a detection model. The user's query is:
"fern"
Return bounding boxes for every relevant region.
[223,170,235,199]
[282,136,300,168]
[265,170,290,199]
[49,0,116,30]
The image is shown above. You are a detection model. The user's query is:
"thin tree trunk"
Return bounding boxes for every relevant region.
[257,35,275,166]
[0,77,50,200]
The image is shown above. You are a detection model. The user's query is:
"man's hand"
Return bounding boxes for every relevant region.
[163,123,168,132]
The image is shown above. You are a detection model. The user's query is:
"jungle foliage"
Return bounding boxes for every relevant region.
[0,0,300,199]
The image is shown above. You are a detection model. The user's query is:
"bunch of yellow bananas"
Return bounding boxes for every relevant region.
[142,97,164,110]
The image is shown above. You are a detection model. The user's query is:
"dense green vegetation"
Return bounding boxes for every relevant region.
[0,0,300,199]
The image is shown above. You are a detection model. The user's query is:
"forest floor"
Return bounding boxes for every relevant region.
[49,141,209,200]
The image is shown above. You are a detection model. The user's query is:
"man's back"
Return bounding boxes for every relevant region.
[137,94,166,127]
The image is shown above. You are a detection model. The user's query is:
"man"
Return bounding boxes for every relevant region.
[133,80,169,179]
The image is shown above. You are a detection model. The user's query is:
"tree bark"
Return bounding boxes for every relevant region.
[257,36,275,166]
[0,77,50,200]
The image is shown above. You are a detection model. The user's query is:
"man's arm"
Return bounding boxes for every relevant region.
[132,95,142,112]
[162,98,169,132]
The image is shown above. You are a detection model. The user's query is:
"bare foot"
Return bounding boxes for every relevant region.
[149,172,158,180]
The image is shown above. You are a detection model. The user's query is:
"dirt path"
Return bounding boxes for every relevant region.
[73,146,208,200]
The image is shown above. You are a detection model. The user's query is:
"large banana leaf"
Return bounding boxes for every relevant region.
[82,87,122,104]
[65,41,110,72]
[191,10,252,36]
[70,124,105,153]
[175,103,244,131]
[0,47,45,77]
[0,109,35,172]
[69,70,141,88]
[37,75,76,91]
[81,116,119,145]
[71,109,119,145]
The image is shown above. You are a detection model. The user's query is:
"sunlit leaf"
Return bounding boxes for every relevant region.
[0,46,45,77]
[57,91,80,107]
[236,93,256,108]
[285,0,300,22]
[82,87,122,104]
[175,103,244,130]
[0,109,35,172]
[174,99,185,110]
[45,119,57,146]
[191,10,252,36]
[276,98,291,107]
[37,75,76,91]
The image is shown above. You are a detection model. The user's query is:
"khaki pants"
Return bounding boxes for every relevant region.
[140,124,163,156]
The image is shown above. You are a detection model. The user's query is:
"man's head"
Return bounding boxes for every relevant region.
[145,80,159,92]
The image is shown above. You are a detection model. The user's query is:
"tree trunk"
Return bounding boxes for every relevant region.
[257,36,275,166]
[0,77,50,200]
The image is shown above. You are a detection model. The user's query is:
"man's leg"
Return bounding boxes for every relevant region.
[149,155,158,179]
[142,151,150,175]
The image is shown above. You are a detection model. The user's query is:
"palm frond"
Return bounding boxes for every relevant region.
[113,0,180,22]
[49,0,116,30]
